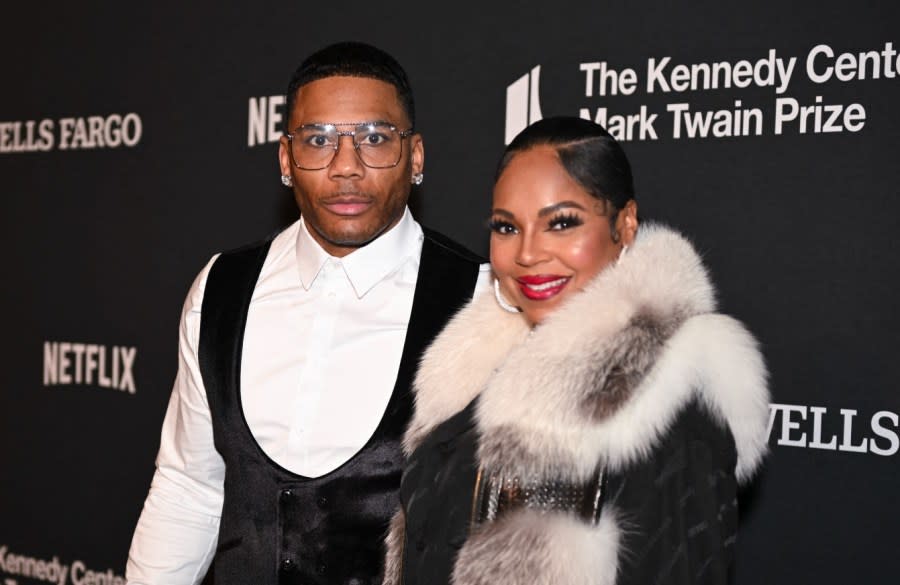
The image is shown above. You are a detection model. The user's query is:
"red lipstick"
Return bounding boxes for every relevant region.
[516,275,571,300]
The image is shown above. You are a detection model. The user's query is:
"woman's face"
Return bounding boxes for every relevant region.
[490,145,636,326]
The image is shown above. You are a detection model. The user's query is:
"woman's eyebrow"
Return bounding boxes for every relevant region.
[538,201,587,217]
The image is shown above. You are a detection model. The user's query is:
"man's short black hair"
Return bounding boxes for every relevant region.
[284,41,416,134]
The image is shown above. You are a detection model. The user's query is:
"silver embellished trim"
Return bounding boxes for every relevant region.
[471,466,606,527]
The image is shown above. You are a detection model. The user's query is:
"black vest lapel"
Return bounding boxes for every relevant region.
[199,239,272,427]
[384,231,484,425]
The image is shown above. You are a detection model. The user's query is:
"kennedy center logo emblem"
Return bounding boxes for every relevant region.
[505,66,544,144]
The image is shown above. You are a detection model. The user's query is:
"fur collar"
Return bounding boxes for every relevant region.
[405,222,769,483]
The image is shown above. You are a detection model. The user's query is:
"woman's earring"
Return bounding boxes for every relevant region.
[411,172,424,185]
[616,244,629,266]
[281,174,293,187]
[494,279,521,313]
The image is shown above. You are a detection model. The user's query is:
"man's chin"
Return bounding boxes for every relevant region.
[329,220,399,245]
[311,225,384,255]
[305,211,403,255]
[326,227,382,247]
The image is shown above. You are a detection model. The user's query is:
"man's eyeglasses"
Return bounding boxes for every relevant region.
[285,121,415,170]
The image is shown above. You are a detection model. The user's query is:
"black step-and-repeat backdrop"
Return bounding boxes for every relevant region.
[2,2,898,583]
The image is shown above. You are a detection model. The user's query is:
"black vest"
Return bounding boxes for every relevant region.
[198,228,483,585]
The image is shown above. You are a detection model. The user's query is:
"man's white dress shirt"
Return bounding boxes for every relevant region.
[126,208,491,584]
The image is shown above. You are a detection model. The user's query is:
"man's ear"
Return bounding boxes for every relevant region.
[409,133,424,176]
[278,136,292,178]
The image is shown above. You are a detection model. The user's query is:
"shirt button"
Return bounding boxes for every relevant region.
[316,562,327,574]
[317,496,328,507]
[281,558,294,571]
[281,488,292,499]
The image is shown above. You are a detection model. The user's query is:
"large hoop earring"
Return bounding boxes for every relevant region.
[494,279,521,313]
[616,244,629,267]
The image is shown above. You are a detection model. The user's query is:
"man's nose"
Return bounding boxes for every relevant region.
[329,134,365,176]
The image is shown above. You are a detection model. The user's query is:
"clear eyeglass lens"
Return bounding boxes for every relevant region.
[292,123,403,169]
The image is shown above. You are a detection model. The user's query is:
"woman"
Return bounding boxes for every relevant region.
[383,116,770,585]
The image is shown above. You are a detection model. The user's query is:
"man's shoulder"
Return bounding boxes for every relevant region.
[214,221,297,261]
[203,222,299,291]
[421,226,487,265]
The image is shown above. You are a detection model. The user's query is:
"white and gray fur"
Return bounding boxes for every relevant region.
[384,222,770,585]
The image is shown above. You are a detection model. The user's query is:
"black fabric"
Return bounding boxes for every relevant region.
[612,400,738,585]
[401,399,480,585]
[399,398,738,585]
[199,228,484,585]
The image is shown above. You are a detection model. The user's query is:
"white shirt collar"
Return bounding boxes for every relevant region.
[295,207,423,297]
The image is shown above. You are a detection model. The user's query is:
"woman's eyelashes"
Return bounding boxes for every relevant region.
[490,213,584,235]
[547,212,583,231]
[489,218,518,235]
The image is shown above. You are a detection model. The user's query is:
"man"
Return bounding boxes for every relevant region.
[126,41,489,585]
